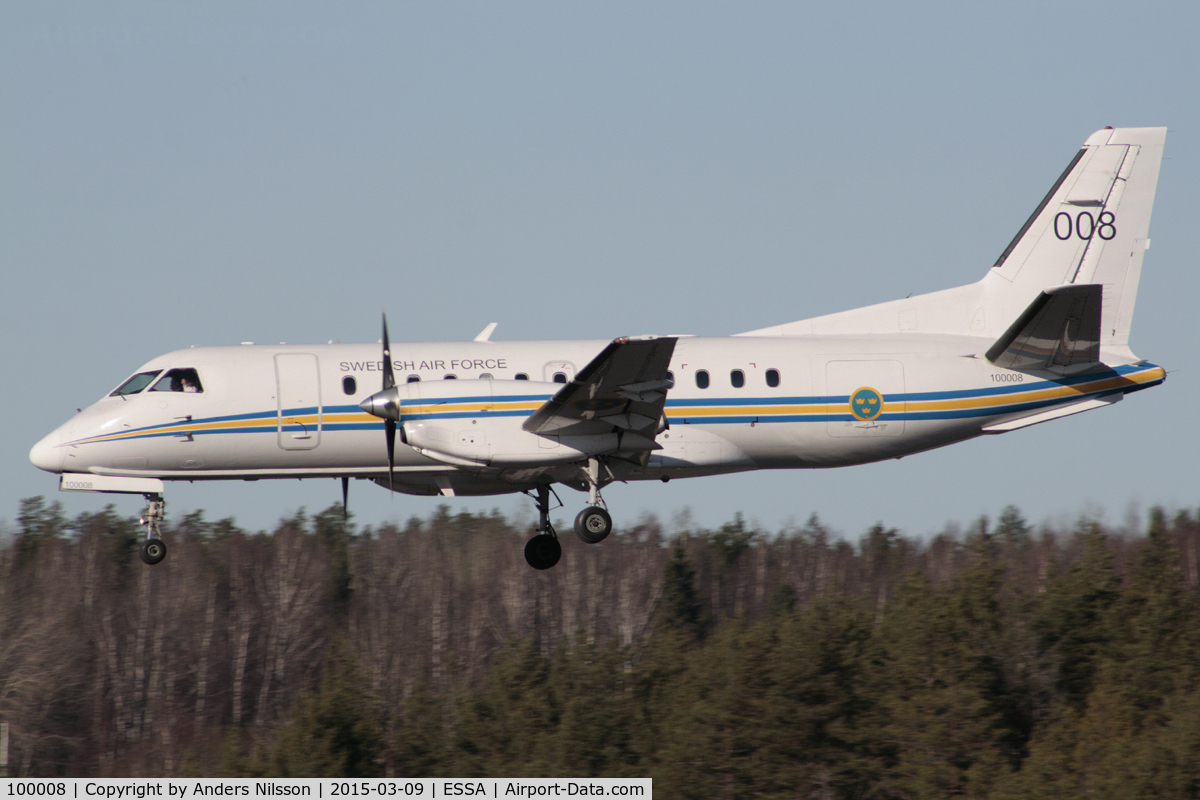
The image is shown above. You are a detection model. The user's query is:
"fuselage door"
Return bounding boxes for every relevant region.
[275,353,322,450]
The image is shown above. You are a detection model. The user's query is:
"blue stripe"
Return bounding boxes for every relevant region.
[665,395,826,408]
[380,393,553,405]
[665,364,1162,408]
[72,363,1162,445]
[401,410,532,422]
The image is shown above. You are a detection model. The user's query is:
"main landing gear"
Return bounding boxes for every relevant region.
[139,492,168,565]
[574,457,613,544]
[574,506,612,544]
[525,484,562,570]
[523,458,615,570]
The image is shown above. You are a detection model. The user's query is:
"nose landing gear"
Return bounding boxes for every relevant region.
[139,493,168,565]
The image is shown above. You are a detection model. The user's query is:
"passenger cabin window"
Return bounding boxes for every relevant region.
[343,376,357,395]
[444,374,457,380]
[150,368,203,393]
[696,370,710,389]
[515,373,529,381]
[666,371,675,388]
[111,370,162,396]
[731,369,745,388]
[766,369,780,388]
[407,374,420,383]
[553,372,567,384]
[480,373,493,380]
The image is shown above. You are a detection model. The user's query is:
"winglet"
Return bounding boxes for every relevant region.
[474,323,499,342]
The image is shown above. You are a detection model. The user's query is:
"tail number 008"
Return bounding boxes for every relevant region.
[1054,211,1116,241]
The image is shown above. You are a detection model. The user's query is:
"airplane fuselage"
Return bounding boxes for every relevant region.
[31,333,1164,496]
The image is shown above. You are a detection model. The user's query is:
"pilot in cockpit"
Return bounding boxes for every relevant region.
[150,368,203,393]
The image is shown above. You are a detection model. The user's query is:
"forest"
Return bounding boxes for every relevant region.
[2,495,1199,798]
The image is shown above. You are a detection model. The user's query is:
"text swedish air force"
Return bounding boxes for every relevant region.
[340,359,508,373]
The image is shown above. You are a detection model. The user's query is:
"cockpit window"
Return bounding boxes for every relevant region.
[110,370,162,396]
[150,368,203,393]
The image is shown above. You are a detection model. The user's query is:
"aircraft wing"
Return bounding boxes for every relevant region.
[522,336,677,445]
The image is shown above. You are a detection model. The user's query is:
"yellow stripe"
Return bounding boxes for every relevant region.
[68,367,1163,443]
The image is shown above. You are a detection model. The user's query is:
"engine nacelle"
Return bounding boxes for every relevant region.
[395,379,618,468]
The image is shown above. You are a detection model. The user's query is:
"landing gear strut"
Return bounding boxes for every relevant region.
[523,460,617,569]
[139,492,168,565]
[573,457,613,544]
[524,484,561,570]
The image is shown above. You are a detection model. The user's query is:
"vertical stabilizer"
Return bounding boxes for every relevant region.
[985,127,1164,350]
[736,127,1165,346]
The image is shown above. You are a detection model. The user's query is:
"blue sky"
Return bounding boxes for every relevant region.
[2,2,1196,540]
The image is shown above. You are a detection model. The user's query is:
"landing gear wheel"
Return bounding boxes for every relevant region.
[524,535,562,570]
[140,538,167,565]
[574,506,613,544]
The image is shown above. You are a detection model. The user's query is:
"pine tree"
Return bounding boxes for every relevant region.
[873,573,1007,798]
[16,496,66,566]
[450,636,559,777]
[767,598,885,798]
[314,503,354,620]
[272,639,384,777]
[391,680,448,777]
[553,636,638,777]
[653,619,779,798]
[1002,510,1200,799]
[657,540,705,640]
[1033,521,1120,711]
[1105,508,1200,711]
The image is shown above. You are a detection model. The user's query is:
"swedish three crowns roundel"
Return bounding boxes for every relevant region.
[849,387,884,421]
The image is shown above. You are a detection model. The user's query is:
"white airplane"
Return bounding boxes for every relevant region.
[30,126,1167,569]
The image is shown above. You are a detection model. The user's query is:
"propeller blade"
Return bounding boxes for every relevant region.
[382,310,396,492]
[382,310,396,391]
[385,419,396,493]
[341,476,350,521]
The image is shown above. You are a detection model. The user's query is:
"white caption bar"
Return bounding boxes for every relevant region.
[1,779,652,799]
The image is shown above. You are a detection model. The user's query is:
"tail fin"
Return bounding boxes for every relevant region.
[736,127,1165,348]
[985,126,1165,353]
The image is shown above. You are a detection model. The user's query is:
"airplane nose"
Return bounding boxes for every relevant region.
[29,420,73,473]
[30,434,65,473]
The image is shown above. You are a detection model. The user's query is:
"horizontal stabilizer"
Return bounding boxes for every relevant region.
[985,284,1102,371]
[982,394,1122,433]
